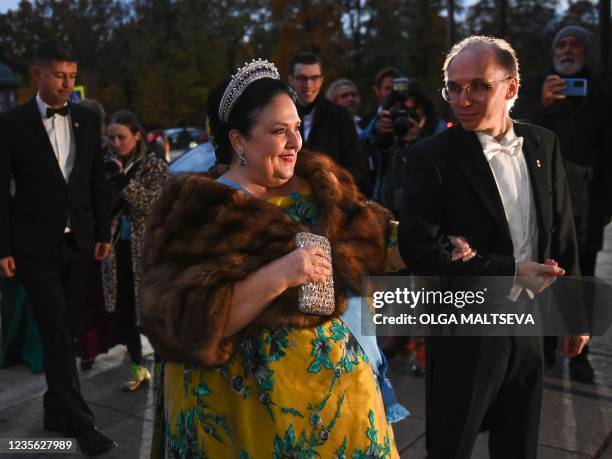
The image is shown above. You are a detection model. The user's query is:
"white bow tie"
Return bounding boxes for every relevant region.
[483,137,523,161]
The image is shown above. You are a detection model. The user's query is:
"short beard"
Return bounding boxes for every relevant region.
[553,57,584,76]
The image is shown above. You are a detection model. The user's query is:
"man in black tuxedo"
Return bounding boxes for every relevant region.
[0,40,116,455]
[398,36,589,459]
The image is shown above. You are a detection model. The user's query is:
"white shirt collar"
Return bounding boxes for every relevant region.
[477,123,523,162]
[476,123,518,147]
[35,92,68,120]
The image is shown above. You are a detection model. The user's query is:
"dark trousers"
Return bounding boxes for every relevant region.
[116,239,142,365]
[425,335,543,459]
[16,234,95,435]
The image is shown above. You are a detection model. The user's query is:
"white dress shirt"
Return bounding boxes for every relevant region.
[302,109,315,141]
[477,124,538,300]
[36,93,76,181]
[36,93,76,231]
[353,114,363,136]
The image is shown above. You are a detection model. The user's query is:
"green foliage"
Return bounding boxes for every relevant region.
[0,0,600,127]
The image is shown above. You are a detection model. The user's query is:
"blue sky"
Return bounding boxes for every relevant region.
[0,0,21,13]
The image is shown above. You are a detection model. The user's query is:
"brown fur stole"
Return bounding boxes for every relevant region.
[139,150,393,366]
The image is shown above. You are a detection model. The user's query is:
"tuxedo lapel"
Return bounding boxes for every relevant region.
[25,99,65,184]
[453,127,512,240]
[514,122,551,260]
[68,103,84,184]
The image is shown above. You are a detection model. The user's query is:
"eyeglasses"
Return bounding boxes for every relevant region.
[293,74,323,83]
[441,76,514,102]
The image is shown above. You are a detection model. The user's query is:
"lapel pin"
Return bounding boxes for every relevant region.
[74,122,80,129]
[536,159,541,168]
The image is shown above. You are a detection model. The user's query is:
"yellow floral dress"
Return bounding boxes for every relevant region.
[152,188,399,458]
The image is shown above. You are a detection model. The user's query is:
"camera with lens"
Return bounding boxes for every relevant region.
[382,77,421,139]
[103,154,122,180]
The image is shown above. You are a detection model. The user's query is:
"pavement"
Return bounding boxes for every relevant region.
[1,223,611,458]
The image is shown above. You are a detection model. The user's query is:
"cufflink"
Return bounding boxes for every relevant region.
[536,159,541,168]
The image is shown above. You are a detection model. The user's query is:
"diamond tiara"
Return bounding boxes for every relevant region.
[218,59,281,123]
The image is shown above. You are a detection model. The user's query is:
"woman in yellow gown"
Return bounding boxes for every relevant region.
[155,182,399,457]
[140,60,471,458]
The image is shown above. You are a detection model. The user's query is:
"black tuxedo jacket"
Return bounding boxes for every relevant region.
[0,99,110,257]
[302,96,369,192]
[398,122,579,280]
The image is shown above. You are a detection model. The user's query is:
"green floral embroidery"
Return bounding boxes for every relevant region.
[335,437,348,459]
[196,411,234,446]
[281,407,305,418]
[351,410,392,459]
[183,364,194,397]
[165,407,206,459]
[272,390,346,457]
[281,191,318,226]
[308,326,335,373]
[272,425,314,458]
[308,320,368,377]
[264,327,290,362]
[237,327,293,420]
[329,321,348,341]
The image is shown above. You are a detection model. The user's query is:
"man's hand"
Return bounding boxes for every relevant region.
[0,256,16,278]
[516,260,565,293]
[448,235,477,262]
[561,335,590,358]
[541,75,566,108]
[375,111,394,136]
[94,242,112,260]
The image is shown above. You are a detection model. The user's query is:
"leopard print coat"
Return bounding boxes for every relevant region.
[101,152,169,320]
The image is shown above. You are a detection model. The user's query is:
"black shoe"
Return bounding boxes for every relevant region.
[569,355,595,384]
[76,427,117,456]
[43,415,67,433]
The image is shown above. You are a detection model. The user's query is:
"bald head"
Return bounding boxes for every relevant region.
[443,36,520,86]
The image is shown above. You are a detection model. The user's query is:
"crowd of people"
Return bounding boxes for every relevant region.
[0,24,609,457]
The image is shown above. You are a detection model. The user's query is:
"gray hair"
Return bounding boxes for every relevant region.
[325,78,358,102]
[443,35,520,86]
[443,35,520,110]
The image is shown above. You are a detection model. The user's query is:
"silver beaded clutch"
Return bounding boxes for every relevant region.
[295,232,335,316]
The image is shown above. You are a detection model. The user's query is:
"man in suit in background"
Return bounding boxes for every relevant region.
[0,40,115,455]
[288,52,370,194]
[398,36,589,459]
[514,25,612,382]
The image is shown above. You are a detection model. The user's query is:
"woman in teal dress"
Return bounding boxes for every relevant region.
[0,276,44,373]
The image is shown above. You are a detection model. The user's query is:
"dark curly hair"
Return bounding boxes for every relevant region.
[207,78,297,165]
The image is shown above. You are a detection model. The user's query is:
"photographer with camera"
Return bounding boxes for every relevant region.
[515,25,612,383]
[103,110,169,391]
[370,77,445,215]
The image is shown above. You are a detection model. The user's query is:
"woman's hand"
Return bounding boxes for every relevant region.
[274,245,332,288]
[448,235,477,262]
[222,245,331,338]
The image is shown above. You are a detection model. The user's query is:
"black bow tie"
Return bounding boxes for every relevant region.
[46,106,69,118]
